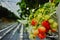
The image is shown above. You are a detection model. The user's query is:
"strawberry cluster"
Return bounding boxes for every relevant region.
[27,2,58,40]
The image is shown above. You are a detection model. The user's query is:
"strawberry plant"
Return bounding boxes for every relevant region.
[26,2,58,40]
[17,0,59,40]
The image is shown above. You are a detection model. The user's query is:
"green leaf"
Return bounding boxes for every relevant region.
[55,0,60,2]
[16,2,21,5]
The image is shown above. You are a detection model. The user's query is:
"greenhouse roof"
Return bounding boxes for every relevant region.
[0,0,21,18]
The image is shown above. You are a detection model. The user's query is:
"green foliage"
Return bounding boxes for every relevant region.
[17,0,30,20]
[25,0,39,9]
[55,0,60,2]
[28,2,57,26]
[17,0,49,20]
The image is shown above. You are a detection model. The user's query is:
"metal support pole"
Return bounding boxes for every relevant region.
[56,3,60,40]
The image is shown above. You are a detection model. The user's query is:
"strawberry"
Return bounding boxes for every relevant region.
[31,18,37,26]
[48,19,54,24]
[52,22,58,28]
[38,33,46,39]
[33,29,38,36]
[29,34,35,38]
[50,22,58,33]
[44,15,50,20]
[38,27,46,34]
[51,29,57,32]
[42,20,51,33]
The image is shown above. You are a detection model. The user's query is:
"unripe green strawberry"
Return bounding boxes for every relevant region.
[37,13,42,19]
[29,34,34,39]
[32,26,36,30]
[49,19,54,24]
[44,15,50,20]
[52,22,58,28]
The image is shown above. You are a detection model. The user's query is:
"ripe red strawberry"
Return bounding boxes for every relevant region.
[38,33,46,39]
[31,18,37,26]
[42,20,51,33]
[38,27,46,34]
